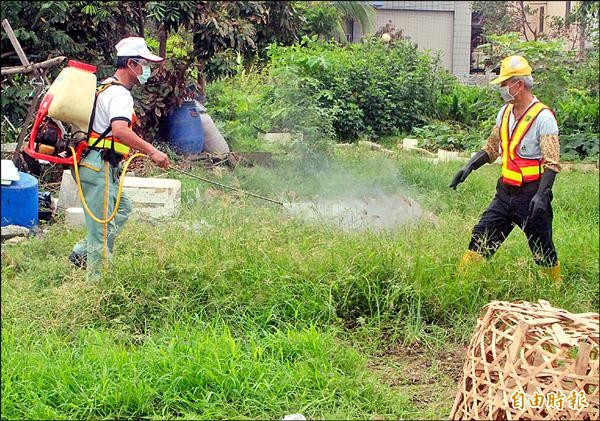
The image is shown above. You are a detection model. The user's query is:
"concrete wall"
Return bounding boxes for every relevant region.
[375,10,455,70]
[355,1,472,75]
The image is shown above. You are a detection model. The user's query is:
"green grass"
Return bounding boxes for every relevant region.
[2,150,598,419]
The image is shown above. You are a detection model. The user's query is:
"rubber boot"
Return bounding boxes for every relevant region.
[68,251,87,269]
[541,261,562,286]
[458,250,485,275]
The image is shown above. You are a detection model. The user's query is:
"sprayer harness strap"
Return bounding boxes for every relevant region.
[82,81,125,159]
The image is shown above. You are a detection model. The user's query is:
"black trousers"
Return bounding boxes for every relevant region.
[468,177,558,267]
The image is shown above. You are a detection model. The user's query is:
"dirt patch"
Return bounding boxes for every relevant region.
[367,342,467,418]
[374,342,466,384]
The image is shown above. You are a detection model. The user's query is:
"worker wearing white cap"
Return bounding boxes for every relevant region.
[449,55,562,284]
[70,37,170,277]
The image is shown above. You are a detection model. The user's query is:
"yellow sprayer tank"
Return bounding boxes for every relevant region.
[46,60,97,132]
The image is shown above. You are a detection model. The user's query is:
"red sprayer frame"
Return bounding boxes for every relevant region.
[22,60,96,165]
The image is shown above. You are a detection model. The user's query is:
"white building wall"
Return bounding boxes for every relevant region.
[355,1,472,75]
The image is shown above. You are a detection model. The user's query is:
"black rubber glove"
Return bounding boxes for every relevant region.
[449,150,490,190]
[528,168,557,219]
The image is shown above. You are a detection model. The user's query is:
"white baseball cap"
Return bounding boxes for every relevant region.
[115,37,163,62]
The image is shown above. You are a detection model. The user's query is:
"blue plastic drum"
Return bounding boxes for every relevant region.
[1,171,39,227]
[167,100,205,155]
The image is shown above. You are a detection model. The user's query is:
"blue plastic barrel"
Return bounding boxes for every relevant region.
[1,171,39,228]
[167,100,204,155]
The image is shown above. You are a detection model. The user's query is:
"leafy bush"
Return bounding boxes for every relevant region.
[410,120,493,152]
[561,132,600,161]
[0,74,32,142]
[204,55,336,160]
[205,65,274,150]
[435,83,501,126]
[267,36,454,141]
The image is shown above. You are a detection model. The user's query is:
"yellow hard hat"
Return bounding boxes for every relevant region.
[490,55,532,84]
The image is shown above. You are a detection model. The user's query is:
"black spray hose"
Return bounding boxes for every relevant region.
[169,166,284,206]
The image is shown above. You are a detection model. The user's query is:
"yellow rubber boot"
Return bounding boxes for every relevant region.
[458,250,485,275]
[541,261,562,286]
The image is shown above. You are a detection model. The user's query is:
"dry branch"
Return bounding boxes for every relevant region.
[1,56,66,76]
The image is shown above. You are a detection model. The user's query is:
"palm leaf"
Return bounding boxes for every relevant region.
[331,1,376,34]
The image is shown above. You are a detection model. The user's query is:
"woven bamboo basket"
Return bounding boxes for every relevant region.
[450,300,599,420]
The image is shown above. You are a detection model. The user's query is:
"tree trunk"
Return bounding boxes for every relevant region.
[578,12,587,60]
[197,60,206,104]
[158,25,167,67]
[517,1,537,41]
[136,0,145,37]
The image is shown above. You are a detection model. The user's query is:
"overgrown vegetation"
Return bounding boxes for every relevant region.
[2,2,598,161]
[1,3,599,416]
[2,151,598,419]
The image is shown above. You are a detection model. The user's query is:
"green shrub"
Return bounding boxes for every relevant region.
[435,83,502,126]
[267,36,454,141]
[205,65,274,150]
[410,120,493,152]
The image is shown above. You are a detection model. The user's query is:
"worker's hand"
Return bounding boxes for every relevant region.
[528,193,549,220]
[528,169,557,220]
[149,149,170,169]
[449,150,490,190]
[449,166,473,190]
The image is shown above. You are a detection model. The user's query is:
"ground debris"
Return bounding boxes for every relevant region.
[1,225,30,240]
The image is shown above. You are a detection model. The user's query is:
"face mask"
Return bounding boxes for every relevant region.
[129,61,151,85]
[137,65,151,85]
[499,81,521,102]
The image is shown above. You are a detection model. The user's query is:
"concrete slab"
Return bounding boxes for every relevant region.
[1,143,17,153]
[358,140,382,151]
[59,170,181,219]
[437,149,460,162]
[1,225,29,240]
[401,138,419,150]
[65,207,85,227]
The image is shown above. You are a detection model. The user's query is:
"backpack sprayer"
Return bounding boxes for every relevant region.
[23,60,95,165]
[23,60,282,226]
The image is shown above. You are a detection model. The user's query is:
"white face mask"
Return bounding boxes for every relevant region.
[499,81,521,103]
[129,60,151,85]
[137,65,151,85]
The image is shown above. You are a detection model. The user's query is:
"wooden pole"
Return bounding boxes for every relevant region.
[1,19,49,84]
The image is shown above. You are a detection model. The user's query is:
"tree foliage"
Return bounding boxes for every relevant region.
[298,1,375,41]
[1,1,303,141]
[472,0,599,49]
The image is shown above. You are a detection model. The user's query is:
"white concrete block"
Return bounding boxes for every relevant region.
[402,138,419,150]
[437,149,460,162]
[59,170,181,219]
[65,207,86,227]
[1,143,17,153]
[122,176,181,219]
[58,171,82,210]
[263,133,292,143]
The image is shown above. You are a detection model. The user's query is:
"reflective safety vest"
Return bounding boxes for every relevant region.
[87,81,134,156]
[500,101,550,187]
